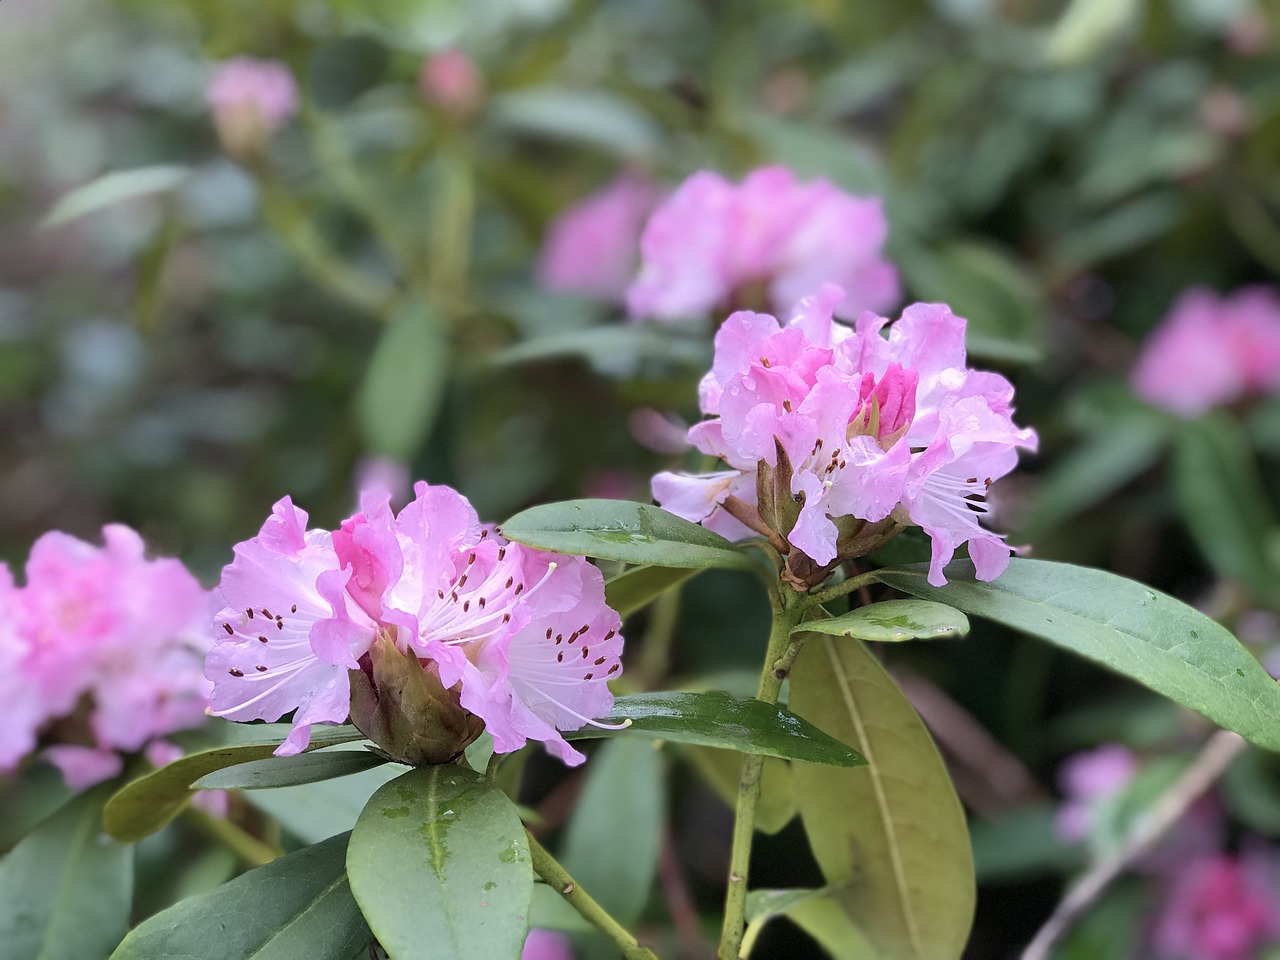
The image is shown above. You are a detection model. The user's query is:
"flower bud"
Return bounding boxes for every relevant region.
[205,58,297,163]
[418,49,485,118]
[348,634,484,766]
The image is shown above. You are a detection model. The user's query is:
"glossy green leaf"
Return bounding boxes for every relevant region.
[791,637,975,960]
[43,165,188,227]
[0,785,132,960]
[561,738,664,931]
[683,748,796,834]
[1173,414,1280,604]
[872,559,1280,751]
[500,500,754,570]
[356,301,448,460]
[111,832,371,960]
[347,766,532,960]
[194,748,390,791]
[247,764,407,846]
[104,724,365,843]
[565,691,865,766]
[743,888,876,960]
[605,565,702,619]
[800,600,970,643]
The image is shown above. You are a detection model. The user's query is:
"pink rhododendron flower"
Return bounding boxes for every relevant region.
[653,285,1037,586]
[1053,743,1137,842]
[538,174,658,303]
[208,482,624,765]
[3,525,212,789]
[1150,852,1280,960]
[206,57,298,158]
[523,928,574,960]
[1131,286,1280,417]
[418,49,485,116]
[627,167,899,322]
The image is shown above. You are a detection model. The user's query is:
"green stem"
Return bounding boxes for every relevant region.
[806,571,880,609]
[718,585,807,960]
[526,831,657,960]
[183,806,281,869]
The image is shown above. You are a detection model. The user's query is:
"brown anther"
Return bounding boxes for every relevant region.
[555,634,564,645]
[222,623,234,635]
[608,664,620,675]
[246,608,254,619]
[291,604,297,613]
[783,399,792,413]
[581,648,589,659]
[579,624,589,634]
[545,628,553,640]
[256,665,268,672]
[463,600,471,613]
[438,590,445,600]
[276,620,283,631]
[556,652,564,662]
[458,574,468,587]
[261,608,271,618]
[468,551,476,564]
[502,613,511,623]
[478,597,486,609]
[515,583,524,595]
[760,356,772,368]
[451,591,459,603]
[604,630,616,640]
[258,636,268,644]
[228,668,244,677]
[497,547,506,561]
[594,657,606,665]
[504,577,514,589]
[584,673,594,680]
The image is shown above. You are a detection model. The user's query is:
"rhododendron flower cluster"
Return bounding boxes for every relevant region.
[207,482,623,766]
[206,57,298,159]
[653,284,1037,586]
[0,526,212,790]
[1131,285,1280,417]
[627,167,899,322]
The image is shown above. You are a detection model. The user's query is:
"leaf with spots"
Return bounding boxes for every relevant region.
[110,832,371,960]
[871,559,1280,751]
[346,766,532,960]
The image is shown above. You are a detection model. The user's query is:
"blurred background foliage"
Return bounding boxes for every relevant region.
[4,0,1280,956]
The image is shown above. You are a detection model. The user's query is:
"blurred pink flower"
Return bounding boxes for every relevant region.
[654,285,1036,585]
[4,525,212,789]
[1131,286,1280,417]
[538,174,658,303]
[1053,743,1137,842]
[418,49,485,116]
[1150,852,1280,960]
[523,928,574,960]
[627,167,899,322]
[208,482,624,765]
[206,57,298,158]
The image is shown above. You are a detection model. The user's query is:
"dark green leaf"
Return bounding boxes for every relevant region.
[969,807,1080,881]
[194,749,390,791]
[565,692,865,766]
[247,764,407,846]
[347,766,532,960]
[0,785,132,960]
[104,724,364,843]
[791,637,975,960]
[800,600,970,643]
[872,559,1280,751]
[500,500,755,570]
[356,301,448,460]
[561,738,663,930]
[605,565,702,619]
[1173,414,1280,604]
[111,833,371,960]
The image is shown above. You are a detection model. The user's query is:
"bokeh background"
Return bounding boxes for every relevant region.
[4,0,1280,957]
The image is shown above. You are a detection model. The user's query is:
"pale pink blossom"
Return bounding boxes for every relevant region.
[654,286,1036,585]
[418,49,485,116]
[627,167,899,322]
[1131,286,1280,417]
[206,57,298,157]
[1150,852,1280,960]
[1053,743,1138,842]
[523,928,574,960]
[537,174,658,303]
[208,483,624,765]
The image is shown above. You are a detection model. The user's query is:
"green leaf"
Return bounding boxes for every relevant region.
[111,833,371,960]
[492,325,710,375]
[605,565,702,619]
[347,766,532,960]
[500,500,755,570]
[790,637,975,960]
[104,724,364,843]
[490,88,662,158]
[0,785,132,960]
[871,559,1280,752]
[247,764,407,846]
[565,692,865,766]
[561,738,664,930]
[800,600,970,643]
[356,300,449,460]
[742,888,877,960]
[969,807,1080,881]
[1173,414,1280,604]
[194,748,390,791]
[43,165,188,227]
[1045,0,1140,64]
[683,748,796,834]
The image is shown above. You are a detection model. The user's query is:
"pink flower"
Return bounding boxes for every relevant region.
[523,929,574,960]
[418,49,485,116]
[208,482,625,765]
[206,57,298,158]
[1131,286,1280,417]
[627,167,899,322]
[6,525,212,789]
[653,286,1036,586]
[538,174,659,303]
[1053,743,1138,842]
[1150,852,1280,960]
